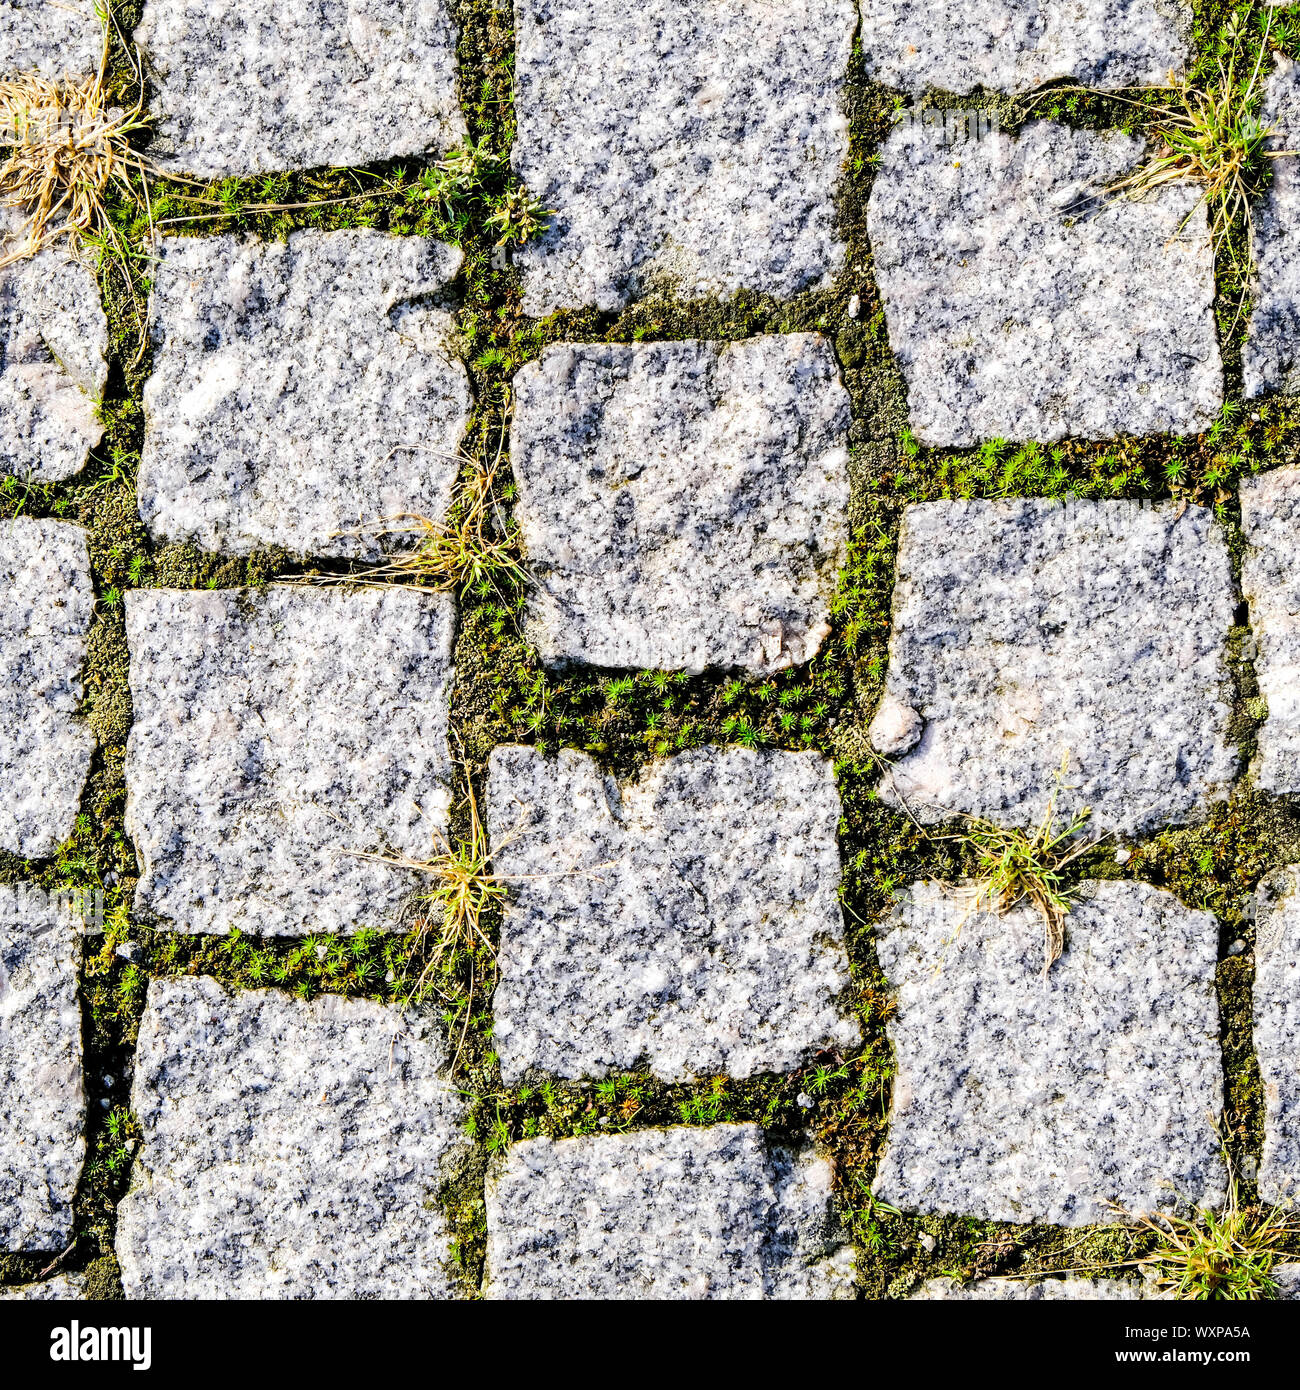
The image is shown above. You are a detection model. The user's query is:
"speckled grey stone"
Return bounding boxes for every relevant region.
[0,1273,86,1300]
[512,0,854,316]
[1252,866,1300,1205]
[859,0,1190,96]
[116,976,470,1299]
[511,337,850,675]
[0,885,85,1249]
[871,499,1237,836]
[124,585,454,936]
[1275,1264,1300,1299]
[915,1276,1157,1300]
[485,1124,854,1300]
[489,745,858,1086]
[1,518,95,858]
[1,211,109,483]
[1244,59,1300,397]
[868,120,1222,445]
[1241,467,1300,793]
[874,880,1225,1226]
[134,0,466,177]
[139,231,471,561]
[0,0,102,76]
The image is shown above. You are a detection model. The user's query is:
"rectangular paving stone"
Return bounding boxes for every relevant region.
[860,0,1190,95]
[874,880,1225,1227]
[0,885,85,1250]
[116,976,470,1298]
[1241,467,1300,793]
[485,1124,854,1300]
[870,498,1237,837]
[511,337,850,674]
[1252,866,1300,1205]
[134,0,466,177]
[512,0,855,315]
[139,230,471,561]
[1,517,95,858]
[1,209,110,483]
[125,585,454,936]
[915,1277,1155,1300]
[868,120,1222,445]
[489,745,858,1086]
[1,0,102,76]
[1244,58,1300,397]
[0,1273,86,1300]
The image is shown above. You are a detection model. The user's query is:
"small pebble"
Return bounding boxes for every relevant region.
[847,294,861,319]
[114,941,142,964]
[919,1231,936,1253]
[1228,940,1247,956]
[1114,848,1130,865]
[796,1092,813,1109]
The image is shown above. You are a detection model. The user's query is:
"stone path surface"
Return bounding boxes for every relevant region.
[874,880,1225,1226]
[916,1277,1155,1300]
[1241,467,1300,792]
[0,0,103,77]
[512,0,855,314]
[1252,867,1300,1205]
[0,1273,87,1300]
[134,0,466,177]
[868,120,1222,445]
[124,586,455,936]
[485,1124,853,1300]
[511,336,850,675]
[117,976,470,1298]
[139,230,471,560]
[1,518,95,859]
[1245,57,1300,397]
[871,499,1237,836]
[859,0,1190,95]
[0,886,85,1251]
[0,210,110,484]
[489,745,857,1085]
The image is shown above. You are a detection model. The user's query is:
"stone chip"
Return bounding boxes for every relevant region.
[511,337,850,674]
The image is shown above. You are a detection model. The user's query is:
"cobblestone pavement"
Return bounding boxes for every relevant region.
[4,0,1300,1303]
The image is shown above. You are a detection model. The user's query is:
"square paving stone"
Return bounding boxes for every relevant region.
[139,230,472,561]
[1,210,110,483]
[1241,467,1300,793]
[116,976,470,1298]
[867,120,1222,445]
[0,885,85,1250]
[860,0,1190,96]
[869,498,1237,837]
[135,0,466,177]
[488,745,858,1086]
[873,880,1225,1227]
[511,337,850,674]
[1252,866,1300,1204]
[125,585,455,936]
[512,0,855,315]
[484,1124,854,1300]
[1,517,95,858]
[1,0,103,76]
[1244,58,1300,397]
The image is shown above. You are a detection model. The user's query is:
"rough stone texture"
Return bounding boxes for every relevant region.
[859,0,1191,95]
[139,230,471,561]
[116,976,469,1299]
[125,585,455,936]
[489,745,858,1086]
[1276,1264,1300,1299]
[871,498,1237,837]
[915,1277,1153,1300]
[512,0,854,315]
[0,1273,86,1300]
[485,1124,854,1300]
[868,120,1222,445]
[1244,59,1300,397]
[0,886,85,1250]
[134,0,466,178]
[0,0,102,77]
[1241,468,1300,793]
[1252,866,1300,1204]
[1,210,110,483]
[874,880,1226,1226]
[1,518,95,858]
[511,337,850,675]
